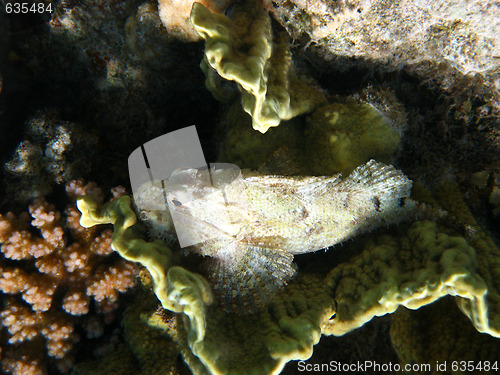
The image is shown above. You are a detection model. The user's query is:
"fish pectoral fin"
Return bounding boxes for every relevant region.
[206,240,296,313]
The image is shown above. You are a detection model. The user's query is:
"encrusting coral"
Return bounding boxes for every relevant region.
[217,102,303,170]
[304,101,402,175]
[218,91,405,176]
[73,281,188,375]
[391,297,500,373]
[471,169,500,218]
[0,180,138,374]
[190,0,326,133]
[269,0,500,92]
[76,179,500,375]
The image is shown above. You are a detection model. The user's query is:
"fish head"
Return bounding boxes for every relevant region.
[166,168,242,247]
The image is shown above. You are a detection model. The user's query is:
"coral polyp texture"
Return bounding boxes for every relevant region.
[191,0,326,133]
[0,181,138,374]
[77,179,500,375]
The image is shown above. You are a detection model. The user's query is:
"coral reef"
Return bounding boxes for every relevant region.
[304,100,402,174]
[191,0,326,133]
[77,180,500,375]
[270,0,371,41]
[4,110,98,206]
[472,169,500,217]
[268,0,500,185]
[1,0,498,374]
[391,297,500,374]
[218,88,407,175]
[0,0,218,202]
[270,0,500,85]
[157,0,232,41]
[77,194,212,318]
[0,181,138,374]
[73,281,189,375]
[217,103,303,170]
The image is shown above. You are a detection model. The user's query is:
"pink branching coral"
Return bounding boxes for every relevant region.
[0,181,138,374]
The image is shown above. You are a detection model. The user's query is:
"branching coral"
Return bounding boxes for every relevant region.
[191,0,326,133]
[3,110,98,206]
[0,180,138,374]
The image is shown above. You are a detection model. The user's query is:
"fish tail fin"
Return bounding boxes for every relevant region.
[206,241,296,313]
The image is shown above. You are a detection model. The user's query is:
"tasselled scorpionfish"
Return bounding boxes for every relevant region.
[134,160,420,313]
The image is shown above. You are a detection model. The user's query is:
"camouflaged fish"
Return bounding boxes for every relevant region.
[134,160,418,313]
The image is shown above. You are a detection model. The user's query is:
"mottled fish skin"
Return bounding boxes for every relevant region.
[135,160,417,313]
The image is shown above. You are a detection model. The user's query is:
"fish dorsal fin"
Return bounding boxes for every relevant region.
[344,159,412,209]
[296,175,342,195]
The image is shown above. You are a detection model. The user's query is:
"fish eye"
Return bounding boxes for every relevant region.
[171,199,182,207]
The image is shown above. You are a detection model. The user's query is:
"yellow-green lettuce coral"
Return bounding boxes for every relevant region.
[391,298,500,374]
[190,0,326,133]
[77,195,213,348]
[218,98,402,175]
[77,184,500,374]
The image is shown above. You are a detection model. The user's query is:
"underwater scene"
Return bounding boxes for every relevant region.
[0,0,499,374]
